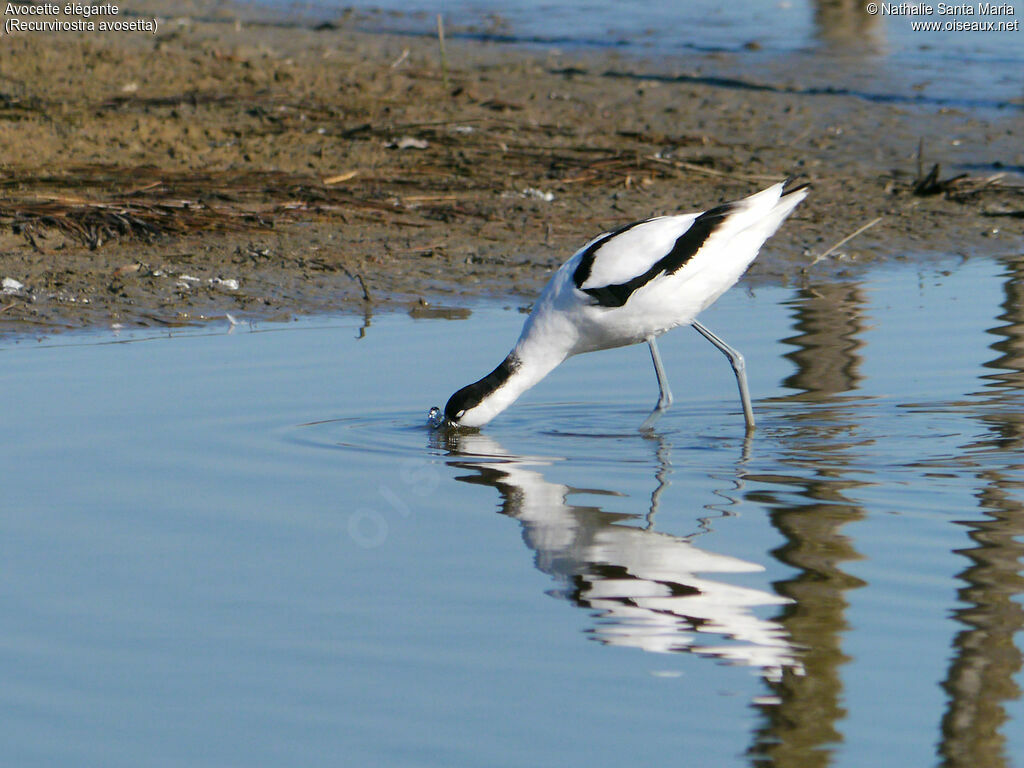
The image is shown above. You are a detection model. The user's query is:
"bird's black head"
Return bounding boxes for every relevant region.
[437,354,520,428]
[444,385,475,425]
[427,388,483,430]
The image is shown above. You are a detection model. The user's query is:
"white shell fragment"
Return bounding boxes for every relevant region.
[386,136,429,150]
[2,277,25,294]
[521,188,555,202]
[210,277,240,291]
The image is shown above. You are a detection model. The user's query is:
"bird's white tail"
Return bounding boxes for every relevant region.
[681,181,808,295]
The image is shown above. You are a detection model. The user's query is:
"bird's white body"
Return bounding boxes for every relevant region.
[441,182,808,428]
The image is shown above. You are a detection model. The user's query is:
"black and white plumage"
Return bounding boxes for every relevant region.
[434,181,809,429]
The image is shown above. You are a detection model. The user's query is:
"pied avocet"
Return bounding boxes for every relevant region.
[431,181,808,430]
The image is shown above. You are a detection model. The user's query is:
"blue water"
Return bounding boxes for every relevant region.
[2,254,1023,766]
[263,0,1024,111]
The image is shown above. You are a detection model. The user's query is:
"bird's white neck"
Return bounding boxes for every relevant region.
[447,312,577,427]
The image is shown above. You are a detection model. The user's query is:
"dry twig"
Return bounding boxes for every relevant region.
[803,216,883,271]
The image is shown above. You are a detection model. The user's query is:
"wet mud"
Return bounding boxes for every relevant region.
[1,0,1022,333]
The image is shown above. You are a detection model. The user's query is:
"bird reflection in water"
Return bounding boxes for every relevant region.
[431,430,804,682]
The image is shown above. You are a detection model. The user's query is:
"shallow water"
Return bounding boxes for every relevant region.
[2,254,1024,767]
[267,0,1024,112]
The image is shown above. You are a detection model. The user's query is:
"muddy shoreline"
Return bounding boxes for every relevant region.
[1,1,1022,335]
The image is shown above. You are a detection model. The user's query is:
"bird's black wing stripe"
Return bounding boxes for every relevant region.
[444,353,520,421]
[572,219,649,291]
[781,180,811,197]
[580,202,737,308]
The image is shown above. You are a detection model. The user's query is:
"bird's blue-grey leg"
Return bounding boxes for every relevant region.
[691,320,755,431]
[640,336,673,430]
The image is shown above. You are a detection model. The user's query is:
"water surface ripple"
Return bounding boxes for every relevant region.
[2,255,1023,766]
